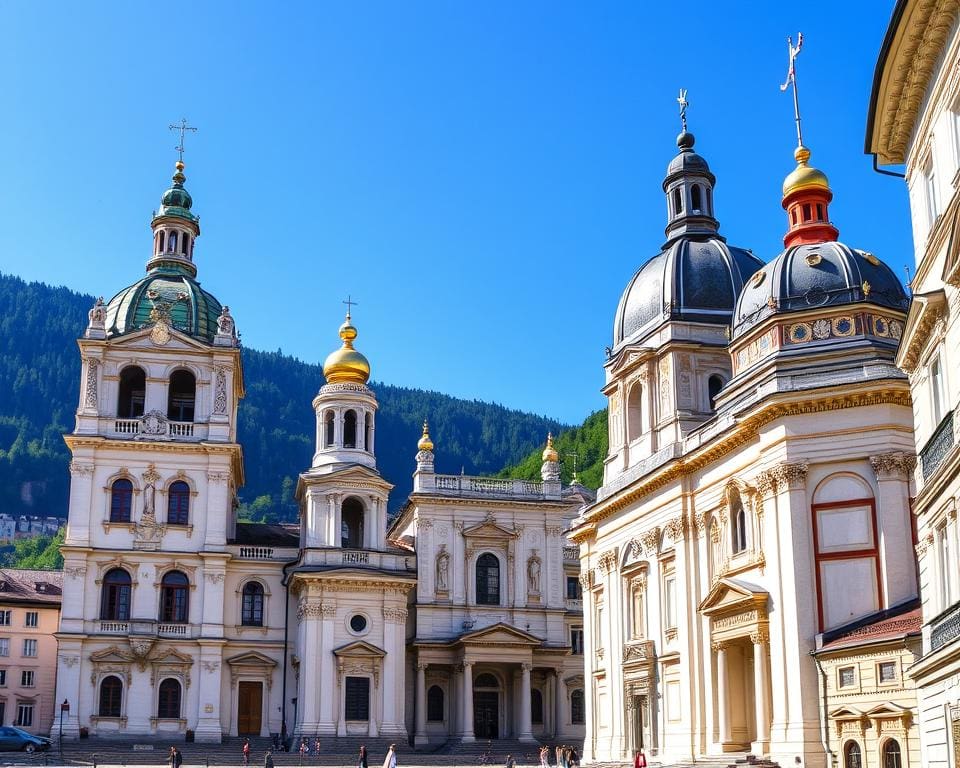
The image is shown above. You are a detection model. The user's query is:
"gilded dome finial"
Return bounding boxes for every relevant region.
[418,420,434,452]
[323,300,370,385]
[542,432,559,463]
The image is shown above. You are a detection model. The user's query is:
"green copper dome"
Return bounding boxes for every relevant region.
[103,262,223,343]
[153,161,198,224]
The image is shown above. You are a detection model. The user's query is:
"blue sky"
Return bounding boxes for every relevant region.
[0,2,910,425]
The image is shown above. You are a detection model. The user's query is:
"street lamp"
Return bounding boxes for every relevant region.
[59,699,70,755]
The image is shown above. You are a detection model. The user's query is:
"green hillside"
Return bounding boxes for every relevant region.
[0,272,569,520]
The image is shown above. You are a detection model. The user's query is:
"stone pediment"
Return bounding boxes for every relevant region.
[462,515,519,541]
[865,702,911,718]
[459,622,541,647]
[606,344,654,378]
[830,706,865,720]
[300,463,393,492]
[151,647,194,664]
[698,577,768,617]
[90,645,133,664]
[109,326,211,353]
[333,640,386,659]
[226,651,278,669]
[896,289,946,373]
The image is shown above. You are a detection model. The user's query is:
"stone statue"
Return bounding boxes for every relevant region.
[528,555,541,594]
[436,546,450,592]
[88,297,106,324]
[217,306,236,337]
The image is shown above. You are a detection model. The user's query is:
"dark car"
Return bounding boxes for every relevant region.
[0,726,51,752]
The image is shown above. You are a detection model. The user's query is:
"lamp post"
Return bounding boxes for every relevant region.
[59,699,69,755]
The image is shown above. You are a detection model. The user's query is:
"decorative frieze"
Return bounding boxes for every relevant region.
[207,471,230,484]
[383,607,408,624]
[915,532,935,558]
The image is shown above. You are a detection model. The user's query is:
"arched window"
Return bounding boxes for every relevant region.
[691,185,702,213]
[427,685,444,722]
[708,375,724,410]
[168,231,178,254]
[167,481,190,525]
[705,187,713,215]
[241,582,265,626]
[99,675,123,717]
[731,489,747,554]
[100,568,132,621]
[791,208,798,225]
[159,571,189,623]
[882,739,901,768]
[475,673,498,688]
[158,231,166,254]
[182,233,190,255]
[324,411,335,448]
[571,689,585,724]
[476,553,501,605]
[364,413,372,451]
[157,678,181,719]
[117,366,146,419]
[673,188,683,215]
[626,382,643,442]
[341,497,364,549]
[843,741,862,768]
[531,688,543,724]
[167,370,196,423]
[110,479,133,523]
[343,410,358,448]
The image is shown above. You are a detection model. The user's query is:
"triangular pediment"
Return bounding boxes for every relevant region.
[462,516,519,540]
[606,344,654,378]
[108,326,212,353]
[299,463,393,493]
[151,647,194,664]
[865,702,910,717]
[226,651,277,668]
[333,640,386,658]
[90,645,132,663]
[459,622,542,646]
[698,577,768,616]
[830,706,865,720]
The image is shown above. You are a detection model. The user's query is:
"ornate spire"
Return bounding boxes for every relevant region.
[148,123,201,275]
[541,433,560,483]
[418,420,434,452]
[322,308,371,385]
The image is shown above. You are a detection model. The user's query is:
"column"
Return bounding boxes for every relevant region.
[414,662,428,746]
[318,604,337,734]
[553,669,564,739]
[870,452,919,605]
[194,643,225,742]
[65,461,94,546]
[380,607,407,736]
[752,631,770,751]
[296,607,321,734]
[461,661,475,742]
[519,663,534,742]
[714,642,730,746]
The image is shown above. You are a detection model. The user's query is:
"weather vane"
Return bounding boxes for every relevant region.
[780,33,804,147]
[342,295,359,319]
[566,451,579,484]
[168,118,198,163]
[677,88,689,133]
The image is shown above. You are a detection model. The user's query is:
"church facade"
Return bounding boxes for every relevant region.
[52,158,588,745]
[572,121,919,768]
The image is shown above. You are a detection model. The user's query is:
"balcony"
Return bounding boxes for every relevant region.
[298,548,416,573]
[229,545,298,561]
[105,412,208,442]
[565,598,583,612]
[158,623,189,638]
[98,621,129,634]
[920,410,956,482]
[930,601,960,653]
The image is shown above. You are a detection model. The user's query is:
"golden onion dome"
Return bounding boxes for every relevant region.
[542,432,559,463]
[782,145,830,197]
[322,314,371,385]
[417,420,434,452]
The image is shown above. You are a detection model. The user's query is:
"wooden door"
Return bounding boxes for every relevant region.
[474,691,498,739]
[237,681,263,735]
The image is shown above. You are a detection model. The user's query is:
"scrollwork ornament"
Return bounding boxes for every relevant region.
[84,358,99,408]
[214,368,228,415]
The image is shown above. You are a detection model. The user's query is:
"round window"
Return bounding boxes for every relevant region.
[349,614,368,633]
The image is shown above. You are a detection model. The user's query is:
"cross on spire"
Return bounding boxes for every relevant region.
[677,88,689,133]
[779,33,805,147]
[169,118,198,163]
[342,295,359,319]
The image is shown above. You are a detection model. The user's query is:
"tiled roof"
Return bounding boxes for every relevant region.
[0,568,63,605]
[230,522,299,547]
[818,605,922,653]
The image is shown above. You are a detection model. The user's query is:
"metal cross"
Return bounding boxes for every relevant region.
[677,89,689,133]
[342,295,359,318]
[169,118,198,163]
[780,33,804,147]
[565,451,580,483]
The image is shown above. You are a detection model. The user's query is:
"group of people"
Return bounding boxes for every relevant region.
[539,744,579,768]
[253,741,398,768]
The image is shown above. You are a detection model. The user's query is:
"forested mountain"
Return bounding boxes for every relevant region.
[0,272,568,521]
[497,408,607,490]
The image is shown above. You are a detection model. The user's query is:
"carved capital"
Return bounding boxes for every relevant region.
[69,462,95,477]
[597,548,619,574]
[383,607,408,623]
[520,662,533,673]
[711,641,728,653]
[755,470,777,498]
[664,514,688,542]
[749,629,769,645]
[639,526,661,556]
[693,512,708,539]
[870,451,917,480]
[771,461,808,490]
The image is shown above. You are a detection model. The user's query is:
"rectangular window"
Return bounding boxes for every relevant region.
[0,612,11,627]
[0,669,6,686]
[0,639,9,657]
[931,354,947,427]
[926,157,940,227]
[22,639,37,658]
[15,704,33,728]
[938,522,953,610]
[566,576,582,600]
[24,612,37,628]
[838,665,856,689]
[344,676,370,721]
[20,671,33,688]
[878,661,897,684]
[663,571,677,630]
[570,627,584,655]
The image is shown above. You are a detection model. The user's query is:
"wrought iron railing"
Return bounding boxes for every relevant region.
[931,601,960,652]
[921,410,956,481]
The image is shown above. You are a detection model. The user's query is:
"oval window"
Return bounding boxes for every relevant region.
[349,614,368,633]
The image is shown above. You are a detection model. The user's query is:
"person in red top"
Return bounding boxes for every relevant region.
[243,739,251,766]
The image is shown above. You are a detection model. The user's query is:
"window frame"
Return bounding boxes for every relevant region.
[15,703,33,728]
[21,639,37,658]
[20,670,34,688]
[837,664,857,690]
[100,568,133,621]
[475,552,502,606]
[157,678,182,719]
[109,478,134,524]
[98,675,123,718]
[23,612,37,628]
[166,481,191,526]
[159,571,190,624]
[241,581,265,627]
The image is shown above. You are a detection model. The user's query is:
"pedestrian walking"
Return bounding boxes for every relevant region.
[382,743,397,768]
[265,750,275,768]
[555,745,562,768]
[506,754,515,768]
[243,738,251,766]
[300,738,309,762]
[168,747,183,768]
[314,737,321,756]
[358,745,369,768]
[539,746,549,768]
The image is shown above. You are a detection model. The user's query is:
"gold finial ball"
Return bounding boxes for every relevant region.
[542,432,559,463]
[339,320,358,343]
[793,145,811,164]
[418,420,434,452]
[175,161,185,172]
[323,315,370,384]
[782,145,830,197]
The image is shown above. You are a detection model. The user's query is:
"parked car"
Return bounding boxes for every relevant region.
[0,727,51,752]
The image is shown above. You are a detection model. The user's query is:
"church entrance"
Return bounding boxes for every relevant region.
[475,692,499,739]
[237,681,263,735]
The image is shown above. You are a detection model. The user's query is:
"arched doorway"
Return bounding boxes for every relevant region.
[474,672,499,739]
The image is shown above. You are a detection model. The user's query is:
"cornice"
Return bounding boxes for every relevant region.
[570,383,911,541]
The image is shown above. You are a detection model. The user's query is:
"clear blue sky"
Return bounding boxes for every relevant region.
[0,1,910,425]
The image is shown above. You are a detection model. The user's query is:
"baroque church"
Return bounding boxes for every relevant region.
[52,158,590,746]
[573,115,922,768]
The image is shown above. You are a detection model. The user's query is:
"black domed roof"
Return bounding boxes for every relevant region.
[732,241,908,338]
[666,132,713,178]
[614,237,764,346]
